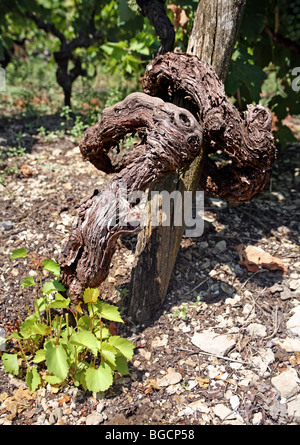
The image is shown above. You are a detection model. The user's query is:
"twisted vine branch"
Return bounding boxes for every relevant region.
[60,53,276,302]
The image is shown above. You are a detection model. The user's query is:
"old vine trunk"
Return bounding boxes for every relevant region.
[60,49,275,319]
[126,0,248,322]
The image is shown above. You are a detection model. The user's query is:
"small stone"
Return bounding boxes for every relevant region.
[220,282,234,295]
[156,371,182,387]
[63,182,73,190]
[290,279,300,291]
[85,412,104,425]
[184,252,192,262]
[209,198,227,208]
[200,259,210,270]
[0,220,13,231]
[188,400,210,414]
[252,348,275,375]
[215,240,227,252]
[212,404,233,421]
[53,407,63,421]
[242,303,254,318]
[0,418,12,425]
[280,287,292,301]
[151,335,168,348]
[274,338,300,353]
[191,330,235,357]
[225,294,241,306]
[270,191,285,202]
[287,306,300,336]
[48,413,56,425]
[96,403,105,414]
[246,323,267,338]
[271,368,299,399]
[114,267,126,277]
[269,283,283,294]
[230,395,240,410]
[252,412,263,425]
[139,349,151,361]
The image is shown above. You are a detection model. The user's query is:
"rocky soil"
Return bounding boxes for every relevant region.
[0,118,299,426]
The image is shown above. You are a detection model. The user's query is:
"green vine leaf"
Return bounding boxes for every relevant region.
[42,258,60,278]
[26,367,41,393]
[70,331,99,356]
[100,342,117,367]
[108,336,135,361]
[115,354,129,375]
[21,276,37,290]
[2,353,19,376]
[83,287,99,304]
[49,293,70,309]
[85,362,113,392]
[42,280,66,295]
[33,349,46,363]
[96,301,124,323]
[44,341,69,381]
[10,248,27,261]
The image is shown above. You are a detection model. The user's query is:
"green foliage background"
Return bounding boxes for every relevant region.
[0,0,299,147]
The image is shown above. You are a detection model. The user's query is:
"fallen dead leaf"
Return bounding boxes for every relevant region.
[232,245,289,273]
[289,352,300,366]
[58,394,70,406]
[20,164,37,177]
[107,321,119,336]
[0,392,9,403]
[144,378,161,394]
[2,387,34,420]
[196,376,210,389]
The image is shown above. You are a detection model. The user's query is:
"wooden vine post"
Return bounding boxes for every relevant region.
[59,0,276,323]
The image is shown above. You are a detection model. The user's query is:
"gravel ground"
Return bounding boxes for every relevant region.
[0,116,299,426]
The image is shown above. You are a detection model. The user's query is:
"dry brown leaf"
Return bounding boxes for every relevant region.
[20,164,37,177]
[232,245,289,273]
[2,387,33,420]
[144,379,161,393]
[0,392,9,403]
[107,321,119,336]
[196,376,209,389]
[289,352,300,366]
[58,394,71,406]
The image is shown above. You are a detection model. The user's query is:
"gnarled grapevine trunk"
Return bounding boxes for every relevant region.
[61,91,203,301]
[60,52,275,313]
[126,0,249,322]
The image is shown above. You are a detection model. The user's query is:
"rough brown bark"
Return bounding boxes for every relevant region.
[60,91,203,301]
[142,53,275,203]
[127,0,247,322]
[60,53,275,310]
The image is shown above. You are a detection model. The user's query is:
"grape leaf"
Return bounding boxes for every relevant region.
[85,362,113,392]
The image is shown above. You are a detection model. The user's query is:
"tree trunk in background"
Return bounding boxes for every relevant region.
[127,0,246,323]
